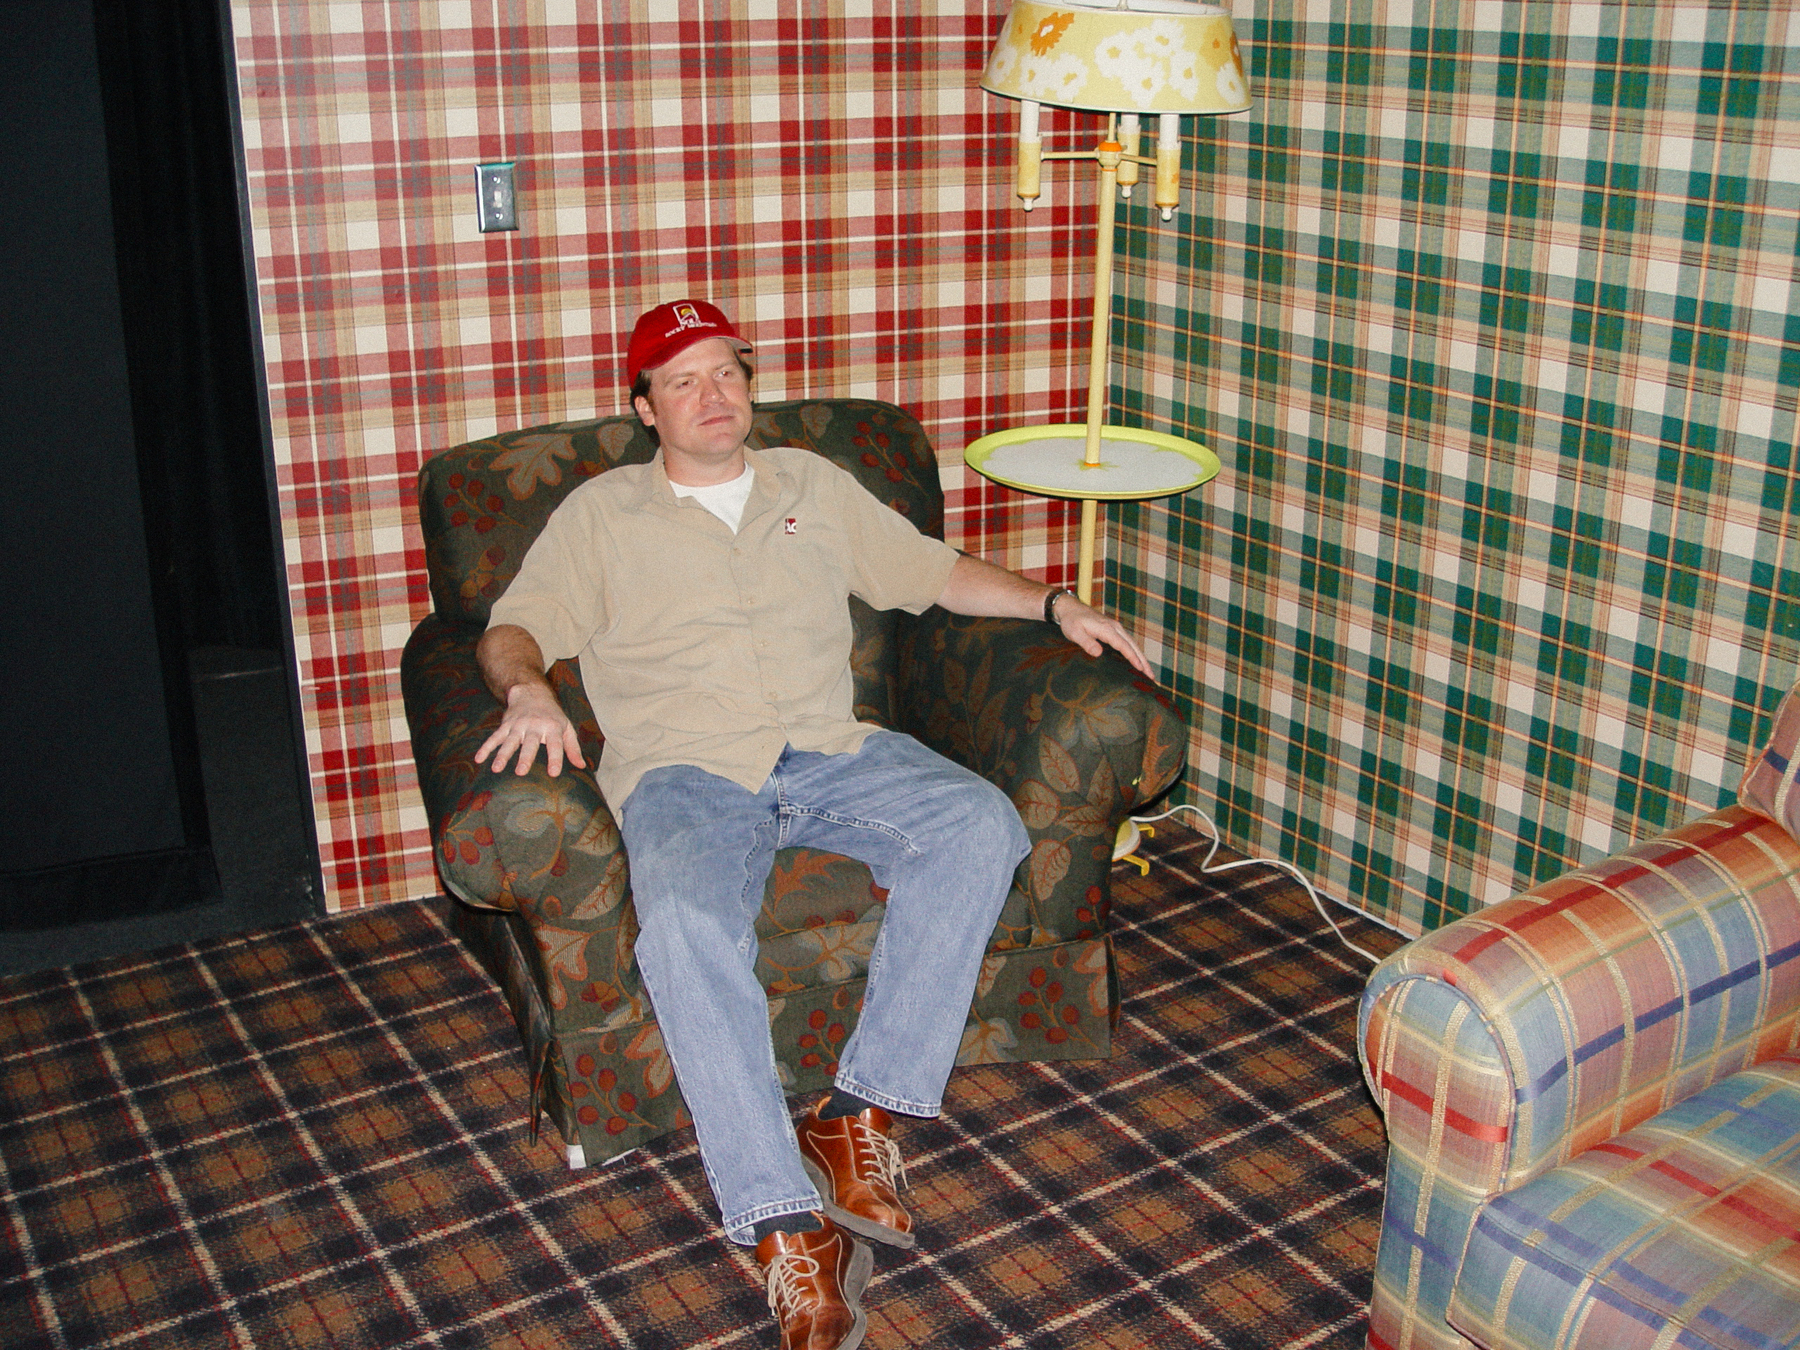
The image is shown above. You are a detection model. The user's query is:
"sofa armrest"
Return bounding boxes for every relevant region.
[1362,805,1800,1184]
[401,614,644,1027]
[897,610,1187,944]
[1359,960,1519,1350]
[1358,805,1800,1346]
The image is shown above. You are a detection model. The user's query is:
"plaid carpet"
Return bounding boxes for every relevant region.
[0,823,1404,1349]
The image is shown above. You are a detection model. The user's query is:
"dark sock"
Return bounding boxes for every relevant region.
[752,1211,823,1243]
[818,1088,879,1120]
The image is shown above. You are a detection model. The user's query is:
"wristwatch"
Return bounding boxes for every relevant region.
[1043,587,1075,625]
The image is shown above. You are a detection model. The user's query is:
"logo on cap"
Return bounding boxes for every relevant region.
[672,303,704,331]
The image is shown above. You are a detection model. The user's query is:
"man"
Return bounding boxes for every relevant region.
[475,300,1150,1350]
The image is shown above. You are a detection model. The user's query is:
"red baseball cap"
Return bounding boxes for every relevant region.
[626,300,753,387]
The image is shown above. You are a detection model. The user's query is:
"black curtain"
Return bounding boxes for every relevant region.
[0,0,226,924]
[92,0,281,652]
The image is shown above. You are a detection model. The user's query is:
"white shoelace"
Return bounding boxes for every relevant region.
[849,1118,907,1192]
[765,1250,824,1321]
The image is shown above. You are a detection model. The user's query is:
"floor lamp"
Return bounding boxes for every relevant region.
[966,0,1251,605]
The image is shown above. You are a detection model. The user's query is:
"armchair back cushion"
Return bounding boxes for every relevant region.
[419,400,938,728]
[421,401,942,625]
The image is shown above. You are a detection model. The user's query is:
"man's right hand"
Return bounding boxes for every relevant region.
[474,624,588,777]
[475,684,586,777]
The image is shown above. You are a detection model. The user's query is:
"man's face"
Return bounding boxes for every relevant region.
[632,336,754,479]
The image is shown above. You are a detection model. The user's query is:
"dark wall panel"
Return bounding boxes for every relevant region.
[0,1,212,917]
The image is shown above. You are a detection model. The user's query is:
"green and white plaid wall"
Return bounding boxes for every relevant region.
[1103,0,1800,935]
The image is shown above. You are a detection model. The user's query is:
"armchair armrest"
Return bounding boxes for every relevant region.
[897,610,1187,944]
[401,614,644,1028]
[1358,804,1800,1344]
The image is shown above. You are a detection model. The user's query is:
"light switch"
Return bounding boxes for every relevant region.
[476,162,516,232]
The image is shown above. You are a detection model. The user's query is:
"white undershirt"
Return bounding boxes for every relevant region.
[670,464,755,532]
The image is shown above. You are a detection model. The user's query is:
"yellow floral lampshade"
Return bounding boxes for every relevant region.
[980,0,1250,114]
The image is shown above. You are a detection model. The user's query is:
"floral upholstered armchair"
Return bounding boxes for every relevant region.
[402,398,1189,1167]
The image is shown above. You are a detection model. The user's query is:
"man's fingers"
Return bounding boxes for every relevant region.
[479,705,584,778]
[1113,635,1153,677]
[1076,613,1154,677]
[1107,630,1152,676]
[1051,601,1157,679]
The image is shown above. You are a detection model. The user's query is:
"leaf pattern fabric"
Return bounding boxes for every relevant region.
[404,399,1187,1163]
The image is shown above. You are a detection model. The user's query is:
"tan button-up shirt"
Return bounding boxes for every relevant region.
[488,446,959,808]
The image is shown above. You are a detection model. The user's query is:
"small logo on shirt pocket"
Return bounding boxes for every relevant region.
[784,517,798,534]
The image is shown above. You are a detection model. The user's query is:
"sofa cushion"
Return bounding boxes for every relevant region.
[1448,1056,1800,1350]
[1739,679,1800,844]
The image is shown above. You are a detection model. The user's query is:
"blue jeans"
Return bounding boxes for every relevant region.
[615,730,1030,1245]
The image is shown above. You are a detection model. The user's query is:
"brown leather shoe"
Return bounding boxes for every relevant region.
[754,1215,871,1350]
[795,1098,915,1249]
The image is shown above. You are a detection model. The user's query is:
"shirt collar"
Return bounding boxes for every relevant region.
[643,446,783,509]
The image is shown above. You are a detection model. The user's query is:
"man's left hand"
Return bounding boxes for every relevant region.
[935,554,1157,680]
[1051,593,1153,678]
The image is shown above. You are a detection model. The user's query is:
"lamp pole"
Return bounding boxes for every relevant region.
[1077,135,1124,604]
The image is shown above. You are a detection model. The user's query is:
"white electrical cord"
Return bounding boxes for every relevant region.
[1130,804,1384,965]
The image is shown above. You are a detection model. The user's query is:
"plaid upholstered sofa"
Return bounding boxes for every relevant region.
[402,398,1188,1167]
[1358,680,1800,1350]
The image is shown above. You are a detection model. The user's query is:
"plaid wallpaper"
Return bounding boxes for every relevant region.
[1108,0,1800,934]
[227,1,1099,910]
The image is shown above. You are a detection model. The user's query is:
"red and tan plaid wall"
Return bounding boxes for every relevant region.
[227,1,1100,910]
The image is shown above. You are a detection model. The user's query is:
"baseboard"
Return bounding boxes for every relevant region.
[0,845,219,931]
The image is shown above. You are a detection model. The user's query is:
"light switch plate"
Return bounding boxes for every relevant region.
[476,162,516,232]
